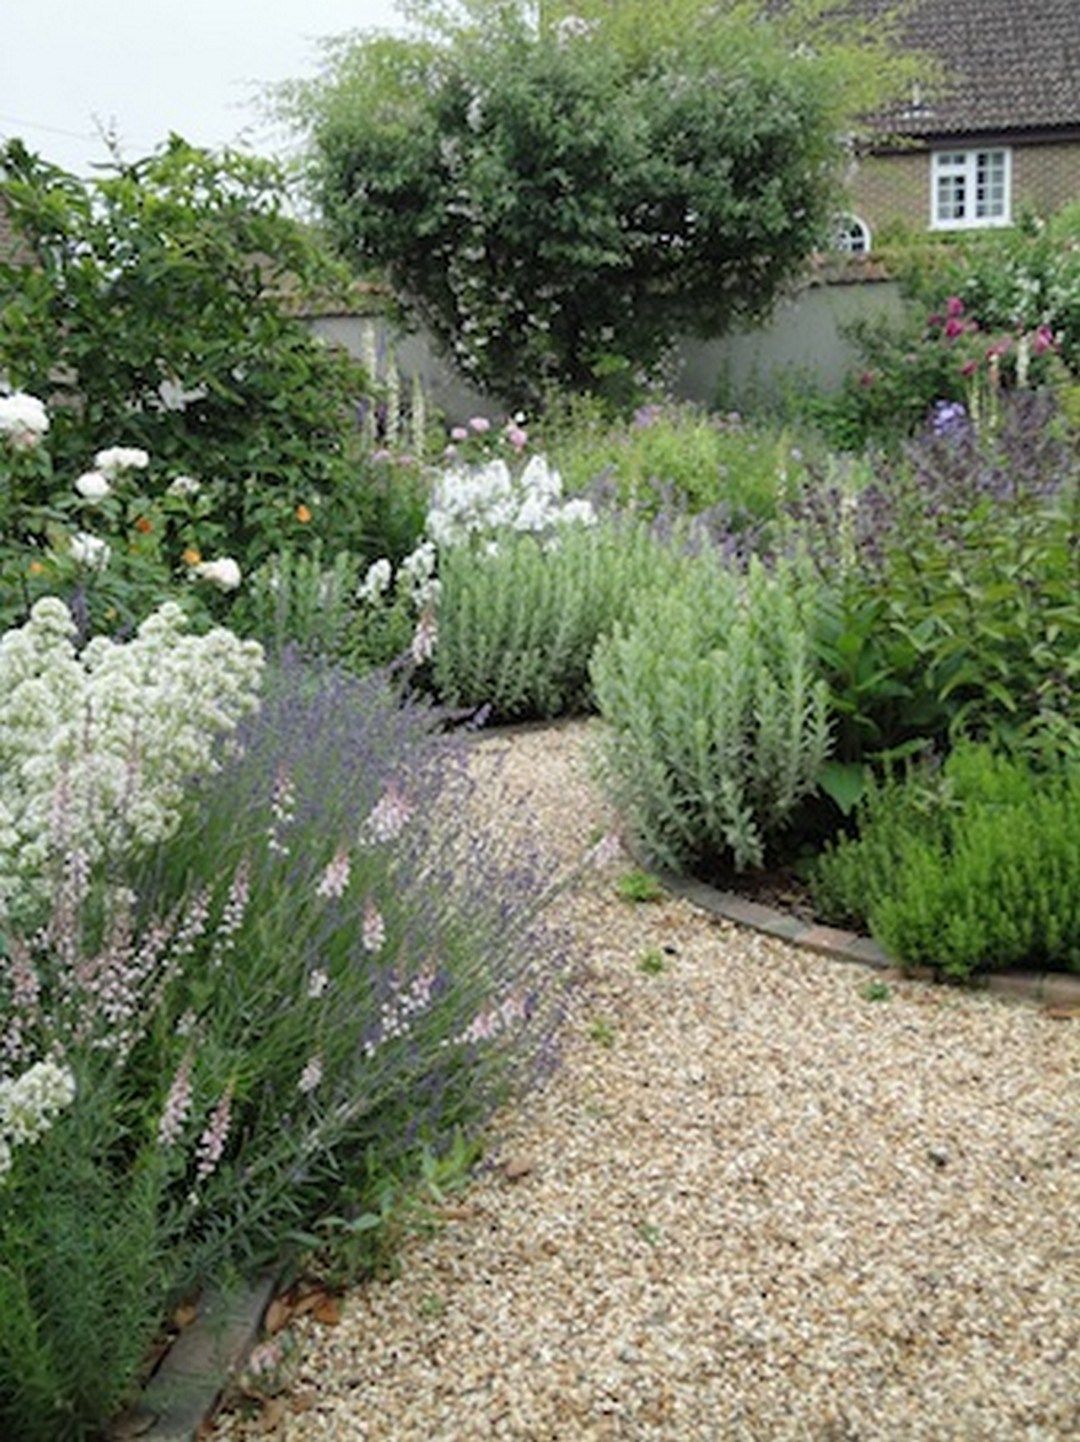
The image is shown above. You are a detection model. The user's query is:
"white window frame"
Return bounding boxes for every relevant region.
[930,147,1012,231]
[833,213,872,255]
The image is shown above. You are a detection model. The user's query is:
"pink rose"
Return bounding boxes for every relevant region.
[944,317,965,340]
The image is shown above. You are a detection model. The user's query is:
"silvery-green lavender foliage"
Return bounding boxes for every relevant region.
[0,659,569,1439]
[433,518,681,721]
[591,557,832,871]
[0,598,263,922]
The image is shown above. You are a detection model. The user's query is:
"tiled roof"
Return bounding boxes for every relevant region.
[851,0,1080,137]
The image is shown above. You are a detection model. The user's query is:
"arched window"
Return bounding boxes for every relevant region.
[833,214,872,255]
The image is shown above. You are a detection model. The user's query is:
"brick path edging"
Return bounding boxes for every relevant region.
[658,869,1080,1008]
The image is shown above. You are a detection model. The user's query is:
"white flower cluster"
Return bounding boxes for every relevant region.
[426,455,595,548]
[0,1059,76,1181]
[0,391,49,449]
[356,457,595,665]
[0,598,264,919]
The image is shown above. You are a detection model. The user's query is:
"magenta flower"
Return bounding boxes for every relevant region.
[1032,325,1056,356]
[945,295,965,318]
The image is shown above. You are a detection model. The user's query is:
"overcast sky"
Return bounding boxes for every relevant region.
[1,1,404,177]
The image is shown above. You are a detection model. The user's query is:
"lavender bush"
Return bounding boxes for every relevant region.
[0,658,568,1440]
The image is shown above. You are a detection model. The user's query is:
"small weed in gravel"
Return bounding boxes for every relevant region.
[860,980,893,1003]
[617,869,665,903]
[639,949,666,975]
[589,1019,616,1048]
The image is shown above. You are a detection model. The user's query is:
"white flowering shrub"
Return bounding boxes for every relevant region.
[351,453,599,681]
[425,455,595,547]
[0,1060,76,1182]
[0,597,263,920]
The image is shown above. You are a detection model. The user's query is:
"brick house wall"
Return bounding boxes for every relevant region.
[849,136,1080,241]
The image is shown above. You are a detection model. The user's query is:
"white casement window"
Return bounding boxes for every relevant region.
[931,148,1012,229]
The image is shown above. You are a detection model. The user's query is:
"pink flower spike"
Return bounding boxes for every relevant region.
[158,1051,194,1147]
[1032,325,1056,356]
[298,1053,323,1094]
[195,1081,234,1182]
[945,295,965,318]
[468,416,491,434]
[363,782,413,844]
[362,898,387,954]
[944,317,965,339]
[316,847,352,901]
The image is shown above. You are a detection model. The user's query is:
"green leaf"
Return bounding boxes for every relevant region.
[818,760,867,815]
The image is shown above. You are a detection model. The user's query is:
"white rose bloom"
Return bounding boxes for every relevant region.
[192,557,242,591]
[74,471,112,502]
[168,474,201,498]
[70,531,111,569]
[0,392,49,448]
[94,446,150,477]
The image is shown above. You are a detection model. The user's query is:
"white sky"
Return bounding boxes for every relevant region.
[1,1,404,177]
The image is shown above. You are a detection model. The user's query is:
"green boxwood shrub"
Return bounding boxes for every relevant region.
[591,556,831,872]
[811,745,1080,978]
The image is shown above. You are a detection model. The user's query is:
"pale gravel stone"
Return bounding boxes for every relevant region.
[212,720,1080,1442]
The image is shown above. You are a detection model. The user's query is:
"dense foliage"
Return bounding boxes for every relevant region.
[549,399,808,525]
[0,659,566,1438]
[283,0,914,403]
[808,210,1080,448]
[796,394,1079,771]
[0,139,376,566]
[591,556,831,872]
[812,746,1080,978]
[431,518,679,720]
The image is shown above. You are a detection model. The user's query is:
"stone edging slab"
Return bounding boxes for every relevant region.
[658,870,1080,1009]
[110,1272,278,1442]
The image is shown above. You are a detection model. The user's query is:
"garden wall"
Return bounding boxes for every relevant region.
[307,276,905,421]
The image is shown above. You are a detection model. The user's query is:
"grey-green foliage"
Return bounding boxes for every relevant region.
[233,546,362,657]
[432,519,680,721]
[591,557,831,872]
[812,745,1080,978]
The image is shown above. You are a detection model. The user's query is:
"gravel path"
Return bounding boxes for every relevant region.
[215,720,1079,1442]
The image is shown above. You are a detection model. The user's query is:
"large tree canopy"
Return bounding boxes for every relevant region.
[283,1,918,404]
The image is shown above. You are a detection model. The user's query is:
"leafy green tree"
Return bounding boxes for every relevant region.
[0,138,371,564]
[282,0,918,404]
